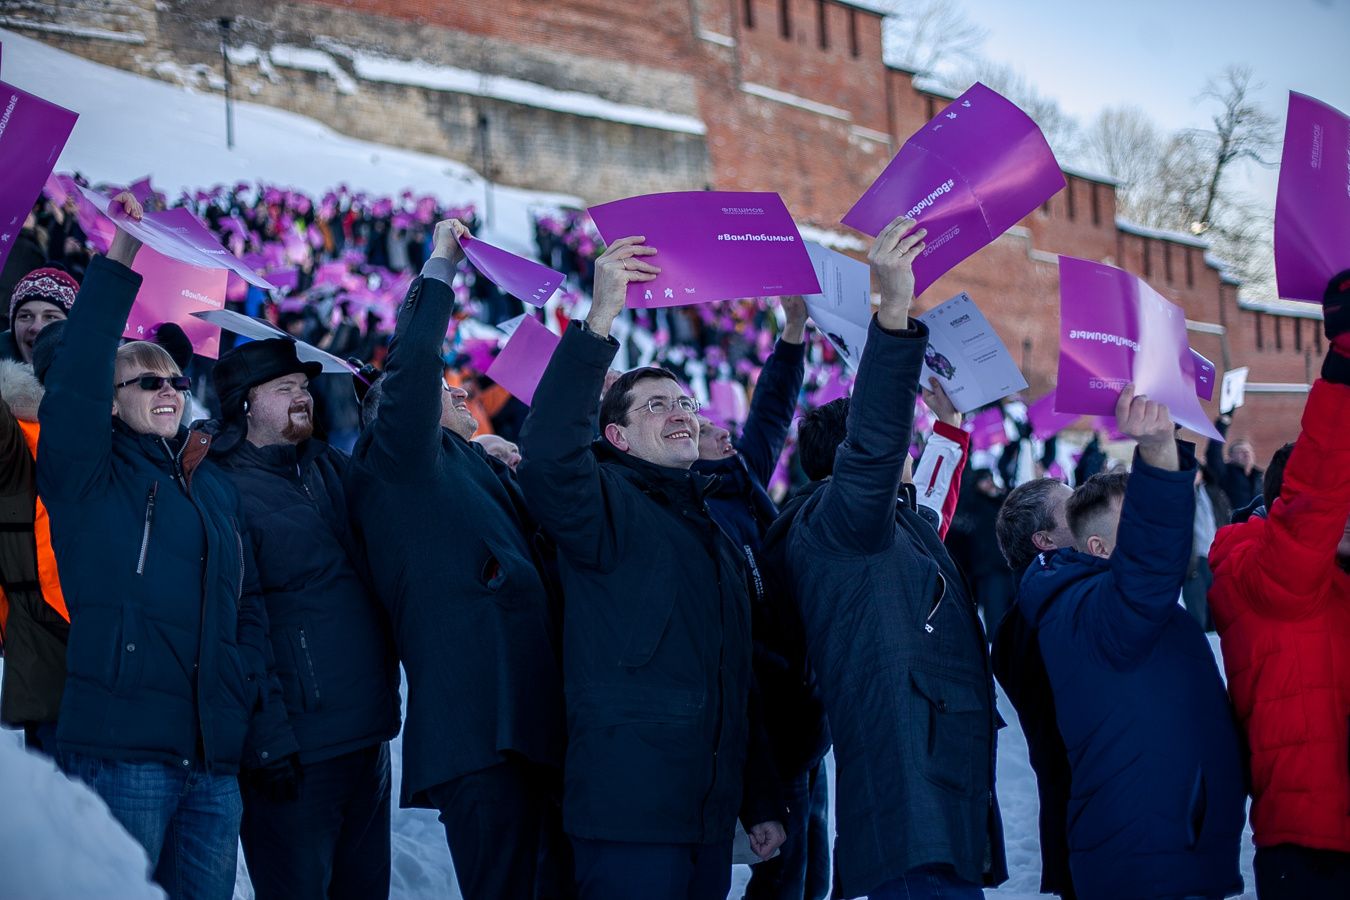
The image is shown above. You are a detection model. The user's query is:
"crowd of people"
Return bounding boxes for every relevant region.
[0,178,1347,900]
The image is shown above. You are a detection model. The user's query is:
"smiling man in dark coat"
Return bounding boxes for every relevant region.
[345,220,566,900]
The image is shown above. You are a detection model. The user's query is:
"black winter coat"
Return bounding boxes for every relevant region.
[37,256,296,773]
[345,265,565,807]
[517,321,784,845]
[215,438,401,765]
[784,317,1006,897]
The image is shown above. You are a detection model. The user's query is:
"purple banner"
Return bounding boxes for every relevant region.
[587,191,821,307]
[841,82,1064,298]
[1054,256,1221,441]
[79,187,276,290]
[485,315,560,406]
[47,173,116,254]
[461,235,564,306]
[1275,92,1350,303]
[128,248,228,358]
[1027,391,1081,440]
[0,82,78,275]
[964,407,1006,450]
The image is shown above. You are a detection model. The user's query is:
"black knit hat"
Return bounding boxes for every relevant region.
[209,338,322,452]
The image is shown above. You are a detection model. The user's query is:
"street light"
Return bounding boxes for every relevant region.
[219,17,234,150]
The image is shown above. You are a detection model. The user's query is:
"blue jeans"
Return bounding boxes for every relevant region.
[869,865,984,900]
[744,759,831,900]
[62,752,242,900]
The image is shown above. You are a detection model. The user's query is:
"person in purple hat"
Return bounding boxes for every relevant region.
[2,267,79,364]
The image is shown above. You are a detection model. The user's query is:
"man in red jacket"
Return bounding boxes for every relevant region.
[1209,269,1350,899]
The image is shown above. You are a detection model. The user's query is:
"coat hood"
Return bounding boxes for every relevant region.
[1017,547,1110,627]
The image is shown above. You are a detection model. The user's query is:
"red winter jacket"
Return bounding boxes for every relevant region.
[1209,377,1350,853]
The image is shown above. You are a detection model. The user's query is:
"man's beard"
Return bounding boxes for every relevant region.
[281,404,315,442]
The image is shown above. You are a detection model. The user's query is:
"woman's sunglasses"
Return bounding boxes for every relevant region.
[114,375,191,392]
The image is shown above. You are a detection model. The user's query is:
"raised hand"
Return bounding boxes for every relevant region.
[430,218,471,266]
[1115,382,1178,471]
[866,216,927,330]
[922,376,961,427]
[587,235,659,338]
[780,294,808,344]
[106,191,145,268]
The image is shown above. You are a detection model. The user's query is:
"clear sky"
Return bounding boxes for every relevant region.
[955,0,1350,202]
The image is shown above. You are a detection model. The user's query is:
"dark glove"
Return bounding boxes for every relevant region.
[246,753,304,803]
[1323,270,1350,384]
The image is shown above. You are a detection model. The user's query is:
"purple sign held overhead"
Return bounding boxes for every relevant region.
[1275,92,1350,304]
[78,187,276,290]
[128,248,228,358]
[461,235,564,306]
[0,81,78,275]
[1054,256,1222,442]
[1191,350,1216,402]
[587,192,821,307]
[485,315,561,406]
[1026,391,1081,441]
[842,82,1064,298]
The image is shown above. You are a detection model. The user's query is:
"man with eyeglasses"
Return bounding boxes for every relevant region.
[517,236,786,899]
[202,338,402,900]
[36,192,295,900]
[345,220,568,900]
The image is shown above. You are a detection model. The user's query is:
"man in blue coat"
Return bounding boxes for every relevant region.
[1018,386,1246,900]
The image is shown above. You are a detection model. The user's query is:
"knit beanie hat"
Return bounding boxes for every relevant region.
[9,268,80,333]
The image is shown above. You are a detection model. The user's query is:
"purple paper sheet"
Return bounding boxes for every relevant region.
[0,82,78,275]
[587,192,821,307]
[461,235,564,306]
[485,315,560,406]
[79,187,275,290]
[47,173,116,254]
[191,308,356,373]
[841,82,1064,298]
[965,407,1006,450]
[1191,350,1216,402]
[128,248,227,358]
[1275,92,1350,303]
[127,176,157,209]
[1054,256,1222,441]
[1027,391,1081,440]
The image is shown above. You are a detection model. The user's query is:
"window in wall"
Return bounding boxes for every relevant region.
[1142,238,1150,278]
[1316,326,1323,354]
[848,8,859,57]
[1066,179,1075,220]
[1275,315,1282,351]
[1256,312,1263,350]
[1164,242,1173,283]
[1091,183,1101,226]
[1185,246,1194,287]
[744,0,755,29]
[817,0,828,48]
[1294,318,1303,351]
[779,0,791,38]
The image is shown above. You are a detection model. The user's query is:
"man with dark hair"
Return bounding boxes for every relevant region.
[778,216,1006,900]
[1259,442,1296,515]
[345,220,567,900]
[517,235,785,899]
[1018,386,1246,900]
[796,398,850,482]
[990,477,1076,899]
[207,338,402,900]
[1208,271,1350,899]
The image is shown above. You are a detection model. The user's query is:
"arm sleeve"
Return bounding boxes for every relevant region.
[238,519,298,769]
[739,674,787,830]
[808,317,928,556]
[914,420,969,540]
[516,321,622,571]
[735,339,806,487]
[36,256,143,504]
[1204,416,1230,474]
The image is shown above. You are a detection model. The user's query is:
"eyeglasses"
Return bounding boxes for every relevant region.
[114,375,191,392]
[630,396,700,416]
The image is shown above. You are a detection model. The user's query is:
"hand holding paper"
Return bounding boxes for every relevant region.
[868,216,927,329]
[587,236,660,337]
[430,218,469,266]
[923,377,961,427]
[1115,382,1178,471]
[780,294,808,344]
[106,192,145,268]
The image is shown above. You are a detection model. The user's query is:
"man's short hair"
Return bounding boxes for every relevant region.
[1262,441,1297,513]
[996,478,1068,573]
[115,341,182,379]
[797,398,849,482]
[599,367,679,430]
[360,373,386,431]
[1066,472,1130,549]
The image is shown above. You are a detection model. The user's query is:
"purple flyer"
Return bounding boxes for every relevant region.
[0,82,78,275]
[841,82,1064,298]
[127,248,228,358]
[964,407,1006,450]
[587,191,821,307]
[1191,350,1216,402]
[1275,92,1350,303]
[1054,256,1221,441]
[1027,391,1081,440]
[193,308,356,373]
[486,315,560,406]
[461,235,564,306]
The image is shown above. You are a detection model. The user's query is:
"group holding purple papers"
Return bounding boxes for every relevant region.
[3,47,1350,900]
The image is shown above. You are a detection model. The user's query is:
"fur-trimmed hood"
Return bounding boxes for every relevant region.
[0,358,43,422]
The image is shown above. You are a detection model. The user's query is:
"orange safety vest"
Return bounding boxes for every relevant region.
[15,419,68,622]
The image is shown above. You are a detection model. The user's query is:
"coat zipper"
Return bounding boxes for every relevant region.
[298,628,322,705]
[136,483,158,574]
[230,516,244,605]
[925,572,947,633]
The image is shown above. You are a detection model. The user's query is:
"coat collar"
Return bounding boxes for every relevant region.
[591,438,719,505]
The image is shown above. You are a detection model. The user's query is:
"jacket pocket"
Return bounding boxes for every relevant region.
[617,585,678,669]
[135,484,157,575]
[289,626,324,712]
[111,603,145,697]
[908,668,988,795]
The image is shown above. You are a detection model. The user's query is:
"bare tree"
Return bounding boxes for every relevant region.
[1189,65,1280,230]
[878,0,988,80]
[1084,105,1164,195]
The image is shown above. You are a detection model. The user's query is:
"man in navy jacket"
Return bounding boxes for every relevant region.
[1018,386,1246,900]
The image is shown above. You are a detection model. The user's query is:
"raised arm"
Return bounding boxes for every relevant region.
[362,219,467,481]
[516,236,659,570]
[37,193,145,504]
[734,296,806,486]
[811,217,928,556]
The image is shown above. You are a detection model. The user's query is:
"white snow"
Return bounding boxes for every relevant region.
[741,81,852,122]
[264,44,358,96]
[0,17,146,45]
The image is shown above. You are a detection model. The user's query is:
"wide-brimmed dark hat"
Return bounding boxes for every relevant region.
[209,338,323,452]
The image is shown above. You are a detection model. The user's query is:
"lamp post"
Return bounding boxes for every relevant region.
[219,17,234,150]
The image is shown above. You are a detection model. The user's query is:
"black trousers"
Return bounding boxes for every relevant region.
[571,837,733,900]
[426,756,573,900]
[1255,843,1350,900]
[239,742,392,900]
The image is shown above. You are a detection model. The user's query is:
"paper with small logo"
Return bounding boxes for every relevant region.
[0,80,78,275]
[587,191,821,307]
[918,292,1027,414]
[1026,391,1081,440]
[1220,366,1249,414]
[841,82,1065,299]
[78,186,276,290]
[191,308,357,373]
[128,248,228,357]
[486,314,561,406]
[460,234,564,306]
[802,241,872,371]
[1275,92,1350,304]
[1191,350,1216,402]
[1054,256,1222,441]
